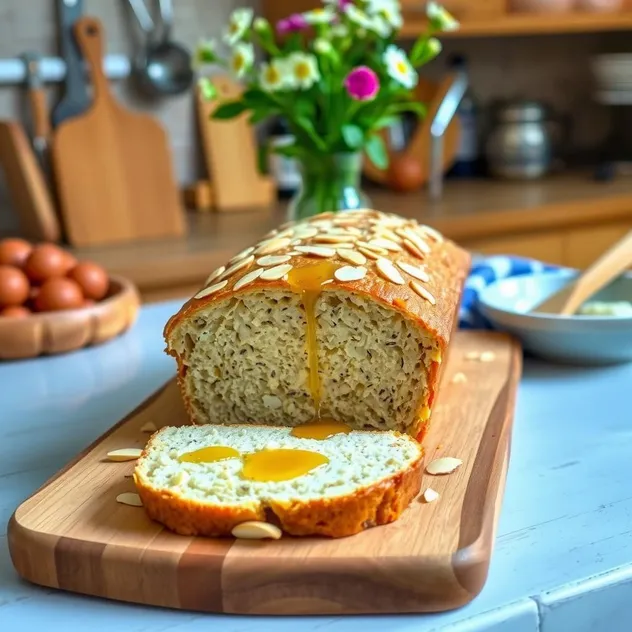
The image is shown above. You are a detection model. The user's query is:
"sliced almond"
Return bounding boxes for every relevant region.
[260,263,293,280]
[337,249,367,265]
[262,228,279,239]
[204,266,225,285]
[397,261,430,282]
[232,521,282,540]
[426,457,462,475]
[290,239,302,246]
[332,243,356,249]
[309,220,334,231]
[404,230,431,255]
[358,246,379,260]
[256,254,292,267]
[275,227,295,239]
[234,267,264,290]
[368,238,402,252]
[313,234,357,244]
[107,448,143,462]
[410,280,436,304]
[292,227,319,240]
[356,241,388,256]
[418,224,443,242]
[372,228,401,243]
[140,421,157,433]
[195,279,228,299]
[451,372,467,384]
[334,265,367,282]
[423,488,440,503]
[255,237,292,256]
[218,255,255,281]
[294,245,336,258]
[228,246,255,265]
[329,226,363,236]
[376,258,405,285]
[403,239,425,260]
[116,492,143,507]
[465,351,481,361]
[480,351,496,363]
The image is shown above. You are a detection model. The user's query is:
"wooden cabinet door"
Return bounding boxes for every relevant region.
[564,223,632,270]
[465,233,566,265]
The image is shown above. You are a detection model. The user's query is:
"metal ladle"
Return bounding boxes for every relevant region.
[127,0,193,97]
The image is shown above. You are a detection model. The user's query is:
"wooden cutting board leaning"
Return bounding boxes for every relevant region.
[50,16,185,247]
[8,331,521,615]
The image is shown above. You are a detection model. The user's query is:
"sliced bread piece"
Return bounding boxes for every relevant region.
[134,424,423,538]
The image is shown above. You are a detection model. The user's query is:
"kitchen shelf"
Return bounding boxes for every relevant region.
[56,171,632,303]
[400,11,632,38]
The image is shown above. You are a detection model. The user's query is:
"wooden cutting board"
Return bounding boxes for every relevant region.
[8,331,521,615]
[50,16,185,247]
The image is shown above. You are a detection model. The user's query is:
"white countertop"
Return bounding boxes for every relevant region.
[2,300,632,632]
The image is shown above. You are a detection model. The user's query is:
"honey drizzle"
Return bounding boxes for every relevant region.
[178,446,240,463]
[287,261,338,417]
[290,421,352,440]
[241,448,329,482]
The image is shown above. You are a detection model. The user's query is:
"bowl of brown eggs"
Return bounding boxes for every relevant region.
[0,238,140,360]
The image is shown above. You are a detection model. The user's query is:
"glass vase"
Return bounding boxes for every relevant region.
[287,152,372,221]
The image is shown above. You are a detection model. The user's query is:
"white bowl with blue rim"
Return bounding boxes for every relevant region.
[477,269,632,365]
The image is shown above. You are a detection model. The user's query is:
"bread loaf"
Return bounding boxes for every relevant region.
[164,209,470,440]
[133,423,423,538]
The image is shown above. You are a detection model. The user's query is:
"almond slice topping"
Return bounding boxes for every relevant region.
[228,246,255,265]
[292,227,319,240]
[195,280,228,299]
[369,238,402,252]
[403,239,426,260]
[334,265,367,282]
[480,351,496,362]
[255,237,292,255]
[294,245,336,258]
[234,267,264,290]
[232,521,282,540]
[418,224,443,242]
[372,228,401,243]
[423,488,440,503]
[426,457,462,475]
[218,255,255,281]
[107,448,143,462]
[377,258,405,285]
[313,234,358,244]
[337,249,367,265]
[116,492,143,507]
[356,241,388,256]
[410,280,436,304]
[403,229,431,254]
[357,246,379,260]
[140,421,157,433]
[397,261,430,282]
[256,254,292,267]
[332,243,356,249]
[204,266,225,285]
[260,263,293,280]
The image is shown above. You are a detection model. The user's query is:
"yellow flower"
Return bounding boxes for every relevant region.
[288,52,320,90]
[223,8,254,45]
[383,44,417,88]
[259,58,291,92]
[230,42,254,79]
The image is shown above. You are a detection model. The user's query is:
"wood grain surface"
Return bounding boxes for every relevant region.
[51,17,185,247]
[8,331,521,615]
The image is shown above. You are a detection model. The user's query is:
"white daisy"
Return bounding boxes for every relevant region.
[288,52,320,90]
[370,14,392,37]
[343,4,374,30]
[259,58,291,92]
[302,7,336,24]
[383,45,417,88]
[377,2,403,29]
[223,8,254,45]
[331,23,349,38]
[426,1,459,31]
[229,42,254,79]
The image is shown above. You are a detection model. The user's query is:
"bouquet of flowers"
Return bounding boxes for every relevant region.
[196,0,458,217]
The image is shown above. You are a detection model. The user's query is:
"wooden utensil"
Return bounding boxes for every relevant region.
[196,77,275,212]
[362,75,461,187]
[9,331,521,615]
[0,275,139,360]
[21,52,51,168]
[51,16,186,247]
[0,121,61,242]
[51,0,91,128]
[532,230,632,315]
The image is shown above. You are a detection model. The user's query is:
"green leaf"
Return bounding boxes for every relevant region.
[295,115,327,151]
[211,100,248,119]
[410,36,442,66]
[373,115,400,131]
[365,133,389,170]
[341,124,364,150]
[273,144,305,159]
[387,101,427,117]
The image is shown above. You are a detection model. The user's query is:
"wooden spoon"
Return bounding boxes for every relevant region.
[531,230,632,315]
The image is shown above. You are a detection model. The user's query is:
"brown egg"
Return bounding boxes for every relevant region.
[68,261,109,300]
[82,298,96,308]
[0,305,31,318]
[34,278,84,312]
[0,265,30,306]
[0,238,33,267]
[387,154,425,192]
[24,244,70,284]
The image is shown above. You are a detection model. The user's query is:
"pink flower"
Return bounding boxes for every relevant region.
[277,13,308,34]
[344,66,380,101]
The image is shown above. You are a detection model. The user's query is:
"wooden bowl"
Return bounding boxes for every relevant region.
[0,275,140,360]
